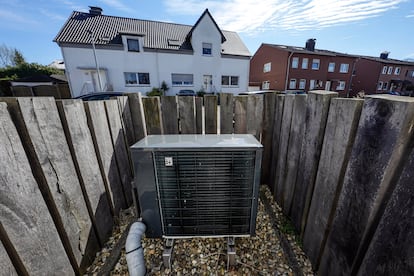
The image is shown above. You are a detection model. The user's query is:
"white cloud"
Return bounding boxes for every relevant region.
[164,0,405,33]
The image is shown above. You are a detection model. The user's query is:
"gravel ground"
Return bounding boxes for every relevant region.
[86,185,314,275]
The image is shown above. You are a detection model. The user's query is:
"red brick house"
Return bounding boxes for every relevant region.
[249,39,357,97]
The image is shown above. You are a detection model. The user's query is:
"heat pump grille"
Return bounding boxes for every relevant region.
[154,151,256,236]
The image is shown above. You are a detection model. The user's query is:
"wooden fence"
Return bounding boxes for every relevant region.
[1,91,413,275]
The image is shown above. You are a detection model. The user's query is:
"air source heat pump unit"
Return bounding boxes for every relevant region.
[131,134,263,238]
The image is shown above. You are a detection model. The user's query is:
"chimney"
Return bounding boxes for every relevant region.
[89,6,103,16]
[305,38,316,51]
[380,51,389,59]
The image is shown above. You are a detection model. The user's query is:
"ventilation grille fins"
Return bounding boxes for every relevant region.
[154,151,256,236]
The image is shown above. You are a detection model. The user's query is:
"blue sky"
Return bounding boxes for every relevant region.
[0,0,413,65]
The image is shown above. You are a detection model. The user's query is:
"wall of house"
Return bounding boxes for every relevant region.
[352,58,381,95]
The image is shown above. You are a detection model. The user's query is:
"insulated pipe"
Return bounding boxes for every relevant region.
[126,221,147,276]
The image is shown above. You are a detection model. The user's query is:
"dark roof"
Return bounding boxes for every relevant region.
[262,43,358,58]
[14,74,67,83]
[54,9,250,56]
[359,55,414,66]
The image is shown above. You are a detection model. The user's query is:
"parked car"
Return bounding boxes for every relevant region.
[74,92,128,101]
[238,90,279,95]
[178,89,196,96]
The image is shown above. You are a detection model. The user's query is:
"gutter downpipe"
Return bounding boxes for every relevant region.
[126,221,147,276]
[285,51,294,91]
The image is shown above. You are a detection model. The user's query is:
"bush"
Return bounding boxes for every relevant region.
[147,87,162,97]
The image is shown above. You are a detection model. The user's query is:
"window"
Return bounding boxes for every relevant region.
[172,74,193,86]
[312,59,320,70]
[202,43,212,55]
[377,81,383,90]
[394,67,401,75]
[299,79,306,89]
[127,39,140,52]
[309,80,316,90]
[387,66,393,74]
[302,58,308,69]
[262,81,270,90]
[336,81,346,90]
[383,82,388,90]
[124,72,150,85]
[222,75,239,86]
[263,62,271,73]
[412,71,414,77]
[289,79,297,89]
[339,63,349,73]
[382,66,387,74]
[292,57,299,68]
[328,62,335,72]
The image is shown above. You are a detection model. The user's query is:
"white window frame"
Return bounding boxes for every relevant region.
[124,72,150,86]
[289,79,297,89]
[292,57,299,69]
[299,79,306,89]
[339,63,349,73]
[202,42,212,56]
[262,81,270,90]
[171,73,193,86]
[387,66,393,75]
[312,59,320,70]
[382,66,387,74]
[394,67,401,75]
[263,62,271,73]
[302,58,308,69]
[377,81,383,90]
[328,62,335,72]
[336,81,346,91]
[221,75,239,87]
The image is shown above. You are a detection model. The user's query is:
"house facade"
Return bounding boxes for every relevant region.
[54,7,250,97]
[250,40,357,97]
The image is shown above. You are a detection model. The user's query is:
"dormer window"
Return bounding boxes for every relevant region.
[202,43,212,56]
[127,39,140,52]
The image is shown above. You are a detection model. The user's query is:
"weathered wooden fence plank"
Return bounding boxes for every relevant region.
[178,96,196,134]
[32,85,60,98]
[127,93,147,141]
[85,101,126,215]
[10,97,98,272]
[356,136,414,275]
[160,96,179,134]
[247,95,264,140]
[0,102,73,275]
[57,99,114,247]
[142,96,163,135]
[318,95,414,276]
[204,95,218,134]
[261,93,277,184]
[195,97,203,134]
[11,86,32,96]
[234,96,247,134]
[291,91,338,233]
[282,94,307,214]
[117,96,135,146]
[105,100,133,206]
[303,98,363,269]
[220,93,234,134]
[269,95,285,195]
[274,94,295,205]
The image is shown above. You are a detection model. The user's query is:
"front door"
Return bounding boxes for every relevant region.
[203,75,212,93]
[325,81,331,91]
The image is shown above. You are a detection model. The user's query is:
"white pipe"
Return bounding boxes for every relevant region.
[126,221,147,276]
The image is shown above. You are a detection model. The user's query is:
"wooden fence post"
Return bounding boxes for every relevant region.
[204,95,218,134]
[234,96,247,134]
[84,101,126,215]
[160,96,179,134]
[291,91,338,233]
[302,98,363,269]
[0,102,73,275]
[5,97,98,273]
[142,96,163,135]
[117,96,135,146]
[57,99,114,247]
[261,92,277,184]
[247,95,264,140]
[178,96,196,134]
[127,93,147,141]
[220,93,234,134]
[195,97,203,134]
[318,95,414,276]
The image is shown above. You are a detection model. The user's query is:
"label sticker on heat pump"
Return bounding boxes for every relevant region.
[165,157,173,167]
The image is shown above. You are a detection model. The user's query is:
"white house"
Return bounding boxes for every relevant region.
[54,7,251,97]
